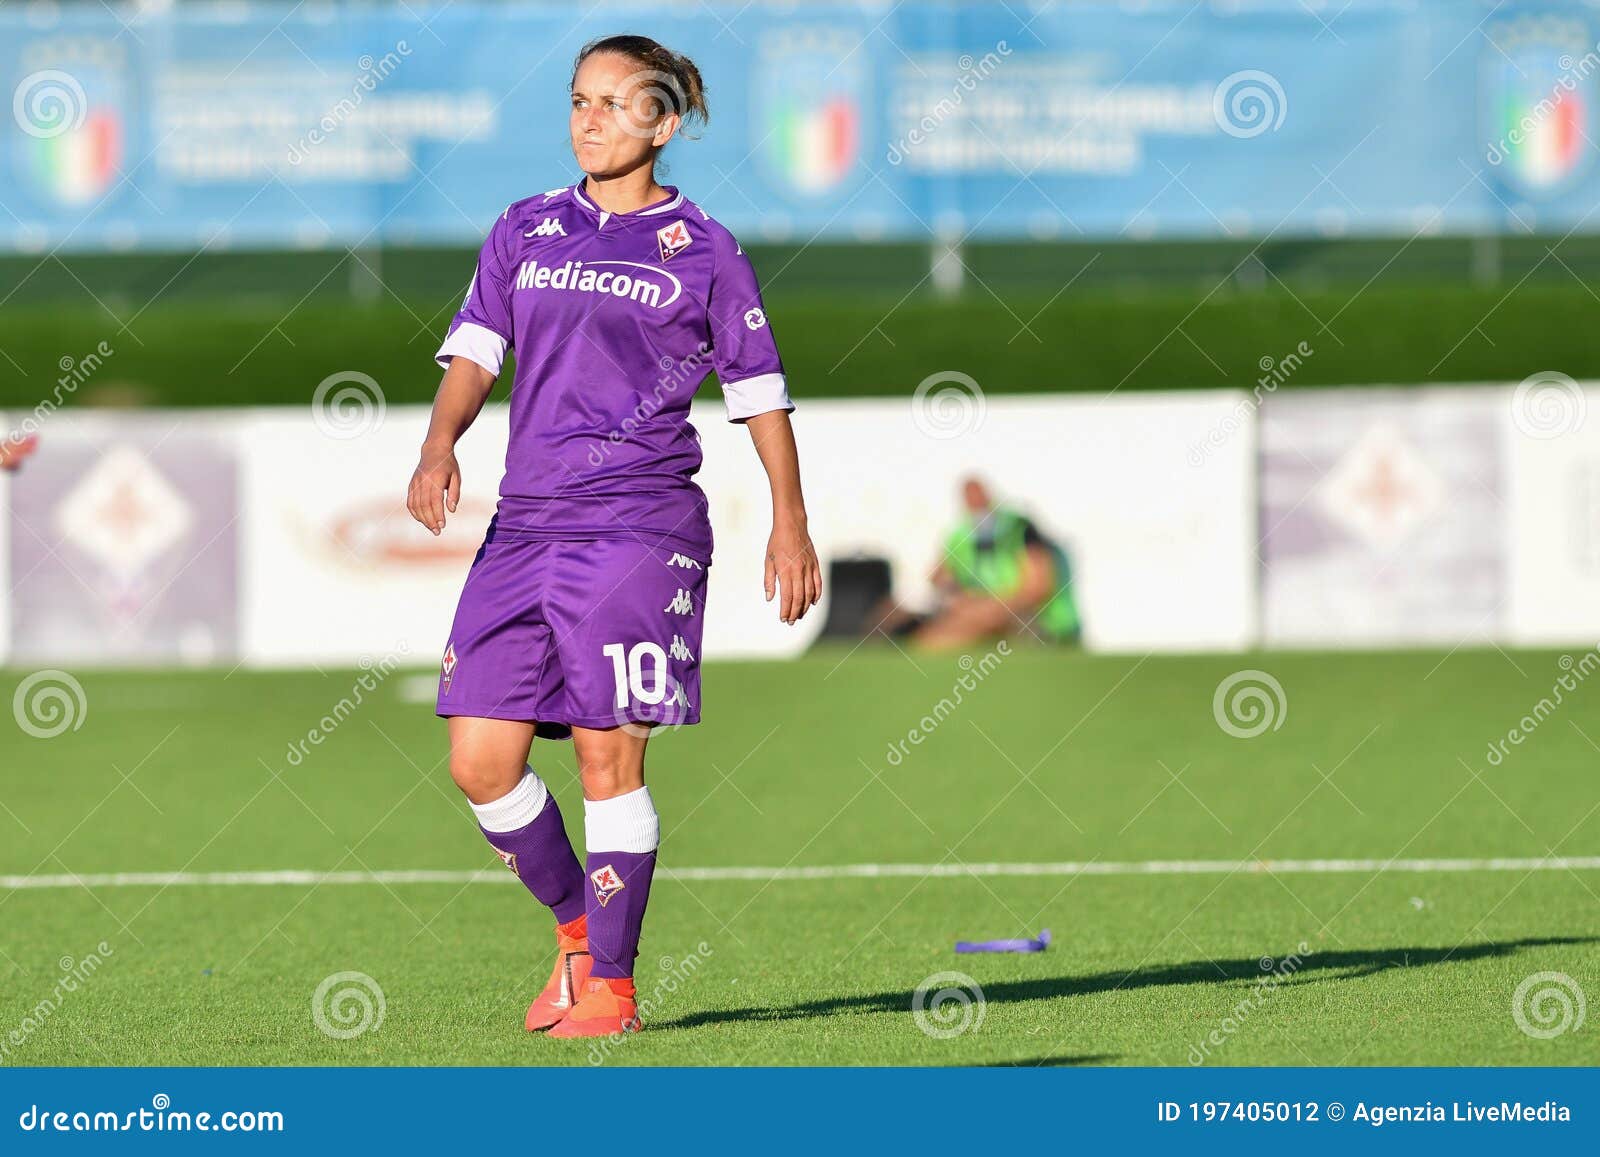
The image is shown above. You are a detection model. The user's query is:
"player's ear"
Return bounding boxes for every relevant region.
[653,111,681,148]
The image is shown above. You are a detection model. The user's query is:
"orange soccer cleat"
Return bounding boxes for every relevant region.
[525,916,593,1032]
[546,977,640,1039]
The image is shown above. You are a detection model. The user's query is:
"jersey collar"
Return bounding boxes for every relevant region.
[570,181,684,229]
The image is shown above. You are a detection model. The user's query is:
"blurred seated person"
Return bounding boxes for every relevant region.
[879,476,1080,650]
[0,433,37,472]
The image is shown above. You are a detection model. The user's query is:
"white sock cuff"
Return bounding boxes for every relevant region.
[584,786,660,853]
[469,767,549,833]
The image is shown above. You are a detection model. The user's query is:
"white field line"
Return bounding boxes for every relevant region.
[2,857,1600,891]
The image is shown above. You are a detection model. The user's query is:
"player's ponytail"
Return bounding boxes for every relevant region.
[573,35,709,138]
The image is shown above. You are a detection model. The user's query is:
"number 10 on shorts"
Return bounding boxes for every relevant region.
[603,641,668,707]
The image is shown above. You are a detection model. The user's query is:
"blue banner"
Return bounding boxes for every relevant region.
[3,1,1599,250]
[2,1067,1598,1152]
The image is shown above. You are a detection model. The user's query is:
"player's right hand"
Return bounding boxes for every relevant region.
[407,444,461,536]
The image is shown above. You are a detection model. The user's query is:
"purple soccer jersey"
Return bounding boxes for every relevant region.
[434,183,778,734]
[435,182,791,559]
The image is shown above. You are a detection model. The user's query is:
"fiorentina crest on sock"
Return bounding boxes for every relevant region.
[590,864,626,907]
[493,846,518,875]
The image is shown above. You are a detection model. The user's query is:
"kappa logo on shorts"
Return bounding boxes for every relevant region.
[663,588,694,616]
[656,219,692,261]
[668,683,691,708]
[440,642,458,694]
[493,847,518,875]
[667,552,702,570]
[669,634,694,662]
[590,864,626,907]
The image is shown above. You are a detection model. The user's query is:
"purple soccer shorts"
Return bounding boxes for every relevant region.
[436,528,707,739]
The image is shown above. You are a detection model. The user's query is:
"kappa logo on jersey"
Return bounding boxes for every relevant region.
[493,846,518,875]
[656,219,692,261]
[743,307,767,331]
[667,552,702,570]
[524,217,567,239]
[590,864,626,907]
[440,642,458,694]
[669,634,695,662]
[664,588,694,616]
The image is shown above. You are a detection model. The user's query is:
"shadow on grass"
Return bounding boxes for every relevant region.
[655,936,1595,1031]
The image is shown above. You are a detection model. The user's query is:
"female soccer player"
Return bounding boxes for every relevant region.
[405,35,821,1038]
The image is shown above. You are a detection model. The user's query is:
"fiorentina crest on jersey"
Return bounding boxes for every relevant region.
[590,863,626,907]
[657,219,692,261]
[440,642,457,694]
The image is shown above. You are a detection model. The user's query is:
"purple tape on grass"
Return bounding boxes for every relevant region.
[954,929,1051,954]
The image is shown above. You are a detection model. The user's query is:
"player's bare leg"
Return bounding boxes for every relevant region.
[912,593,1021,650]
[548,724,656,1038]
[447,716,590,1030]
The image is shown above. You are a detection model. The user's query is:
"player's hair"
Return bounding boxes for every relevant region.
[572,34,709,137]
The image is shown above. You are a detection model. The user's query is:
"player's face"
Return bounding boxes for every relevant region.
[570,53,681,180]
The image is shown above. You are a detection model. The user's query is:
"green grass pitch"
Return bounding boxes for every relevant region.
[1,647,1597,1066]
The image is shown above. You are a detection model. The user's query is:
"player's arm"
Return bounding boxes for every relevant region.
[745,409,821,625]
[1004,543,1058,612]
[409,206,516,535]
[408,357,496,536]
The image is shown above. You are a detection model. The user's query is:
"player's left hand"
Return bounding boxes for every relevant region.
[764,517,822,625]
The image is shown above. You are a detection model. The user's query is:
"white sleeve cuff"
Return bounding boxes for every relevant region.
[434,322,509,376]
[722,372,793,422]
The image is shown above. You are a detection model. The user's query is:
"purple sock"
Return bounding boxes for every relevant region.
[583,787,660,979]
[470,770,585,925]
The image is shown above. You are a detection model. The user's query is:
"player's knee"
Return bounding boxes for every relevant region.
[576,755,641,801]
[449,751,521,804]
